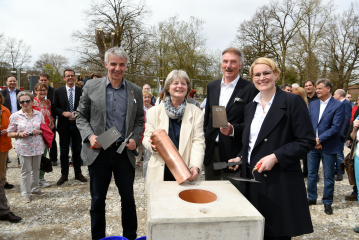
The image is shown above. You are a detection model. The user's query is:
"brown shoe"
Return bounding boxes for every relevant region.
[0,212,22,223]
[57,176,68,185]
[75,174,87,182]
[345,193,358,201]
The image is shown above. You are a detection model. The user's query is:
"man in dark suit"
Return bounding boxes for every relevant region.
[203,47,258,185]
[0,76,21,115]
[37,73,58,166]
[333,89,352,181]
[52,69,87,185]
[76,47,144,240]
[307,79,344,215]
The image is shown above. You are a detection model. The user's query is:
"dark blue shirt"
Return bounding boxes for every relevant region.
[105,77,127,141]
[164,118,182,180]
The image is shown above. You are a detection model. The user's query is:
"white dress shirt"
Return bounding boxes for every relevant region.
[215,75,239,142]
[316,96,331,137]
[8,88,18,114]
[65,85,76,108]
[247,92,276,163]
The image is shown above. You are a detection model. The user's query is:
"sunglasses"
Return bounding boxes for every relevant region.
[19,100,31,104]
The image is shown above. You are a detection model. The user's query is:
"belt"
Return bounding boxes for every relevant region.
[109,141,124,148]
[68,120,76,123]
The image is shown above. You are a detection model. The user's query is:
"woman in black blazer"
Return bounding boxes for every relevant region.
[229,58,316,240]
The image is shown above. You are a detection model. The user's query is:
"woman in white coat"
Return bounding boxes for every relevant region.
[143,70,205,191]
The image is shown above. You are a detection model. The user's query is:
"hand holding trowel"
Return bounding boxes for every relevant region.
[228,159,262,183]
[117,132,139,156]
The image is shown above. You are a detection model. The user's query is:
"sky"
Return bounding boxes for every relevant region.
[0,0,355,69]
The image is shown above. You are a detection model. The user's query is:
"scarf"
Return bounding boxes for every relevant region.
[164,96,186,121]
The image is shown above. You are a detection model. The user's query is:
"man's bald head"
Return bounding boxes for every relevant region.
[143,84,151,91]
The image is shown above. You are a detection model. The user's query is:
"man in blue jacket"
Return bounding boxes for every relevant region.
[307,79,344,215]
[333,89,352,181]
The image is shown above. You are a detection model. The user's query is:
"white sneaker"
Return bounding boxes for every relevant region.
[22,195,31,203]
[39,178,50,188]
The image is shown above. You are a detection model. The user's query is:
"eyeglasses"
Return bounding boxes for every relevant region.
[19,100,31,104]
[253,70,273,79]
[65,75,75,78]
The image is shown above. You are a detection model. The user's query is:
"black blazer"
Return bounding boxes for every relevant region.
[52,86,82,134]
[238,88,315,237]
[47,86,56,118]
[203,77,258,167]
[0,88,21,113]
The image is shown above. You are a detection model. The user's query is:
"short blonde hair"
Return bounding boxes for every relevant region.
[17,91,34,103]
[249,58,281,79]
[142,90,152,98]
[163,70,191,99]
[292,87,308,107]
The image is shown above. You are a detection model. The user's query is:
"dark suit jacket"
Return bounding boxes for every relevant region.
[52,86,82,134]
[339,99,352,141]
[46,85,56,119]
[308,97,344,154]
[0,88,21,113]
[203,77,258,166]
[238,88,316,237]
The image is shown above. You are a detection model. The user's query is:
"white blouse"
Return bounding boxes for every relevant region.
[247,92,276,163]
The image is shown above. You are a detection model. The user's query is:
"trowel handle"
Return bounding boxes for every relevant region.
[253,163,262,171]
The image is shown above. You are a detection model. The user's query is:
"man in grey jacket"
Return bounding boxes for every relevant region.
[76,47,144,240]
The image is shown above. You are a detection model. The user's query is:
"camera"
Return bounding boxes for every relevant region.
[29,132,34,136]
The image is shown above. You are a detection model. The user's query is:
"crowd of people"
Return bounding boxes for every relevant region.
[0,46,359,240]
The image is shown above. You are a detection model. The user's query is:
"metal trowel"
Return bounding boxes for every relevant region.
[228,163,262,183]
[213,161,243,170]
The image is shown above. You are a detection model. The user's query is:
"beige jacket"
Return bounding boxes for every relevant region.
[143,103,205,191]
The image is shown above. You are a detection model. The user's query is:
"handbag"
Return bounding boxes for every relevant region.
[40,155,53,173]
[40,123,54,148]
[340,135,356,185]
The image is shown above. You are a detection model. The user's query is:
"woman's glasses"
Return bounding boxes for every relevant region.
[19,100,31,104]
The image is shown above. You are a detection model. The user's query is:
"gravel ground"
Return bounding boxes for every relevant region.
[1,139,358,240]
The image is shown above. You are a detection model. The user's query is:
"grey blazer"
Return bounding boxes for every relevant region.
[76,77,144,167]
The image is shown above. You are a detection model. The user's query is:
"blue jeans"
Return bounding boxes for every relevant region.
[307,149,336,205]
[336,141,345,175]
[354,154,359,202]
[88,147,137,240]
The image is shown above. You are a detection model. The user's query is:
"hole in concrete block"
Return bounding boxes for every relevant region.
[179,189,217,204]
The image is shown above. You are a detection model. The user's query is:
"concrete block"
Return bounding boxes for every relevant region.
[147,181,264,240]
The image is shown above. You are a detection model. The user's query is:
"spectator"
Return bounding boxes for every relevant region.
[155,90,165,105]
[333,89,352,181]
[281,83,292,93]
[188,89,200,108]
[0,76,21,115]
[76,76,84,88]
[143,84,156,106]
[84,74,89,84]
[304,80,319,104]
[200,98,207,110]
[53,69,87,185]
[292,87,308,107]
[139,90,152,175]
[90,72,101,79]
[0,92,14,189]
[351,96,359,123]
[0,173,22,222]
[349,115,359,204]
[292,83,300,91]
[32,83,55,187]
[7,92,47,203]
[346,94,354,107]
[307,79,344,215]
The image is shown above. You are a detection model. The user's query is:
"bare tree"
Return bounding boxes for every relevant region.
[70,0,151,73]
[34,53,69,71]
[5,37,31,70]
[324,3,359,90]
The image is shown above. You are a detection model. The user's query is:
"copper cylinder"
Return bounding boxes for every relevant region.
[150,129,192,184]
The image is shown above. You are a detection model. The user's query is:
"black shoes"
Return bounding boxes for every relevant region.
[308,199,317,206]
[57,176,69,185]
[324,204,333,215]
[0,212,22,223]
[52,161,58,166]
[335,174,343,181]
[4,182,14,189]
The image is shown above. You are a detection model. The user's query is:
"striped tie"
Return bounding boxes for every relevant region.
[69,88,74,112]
